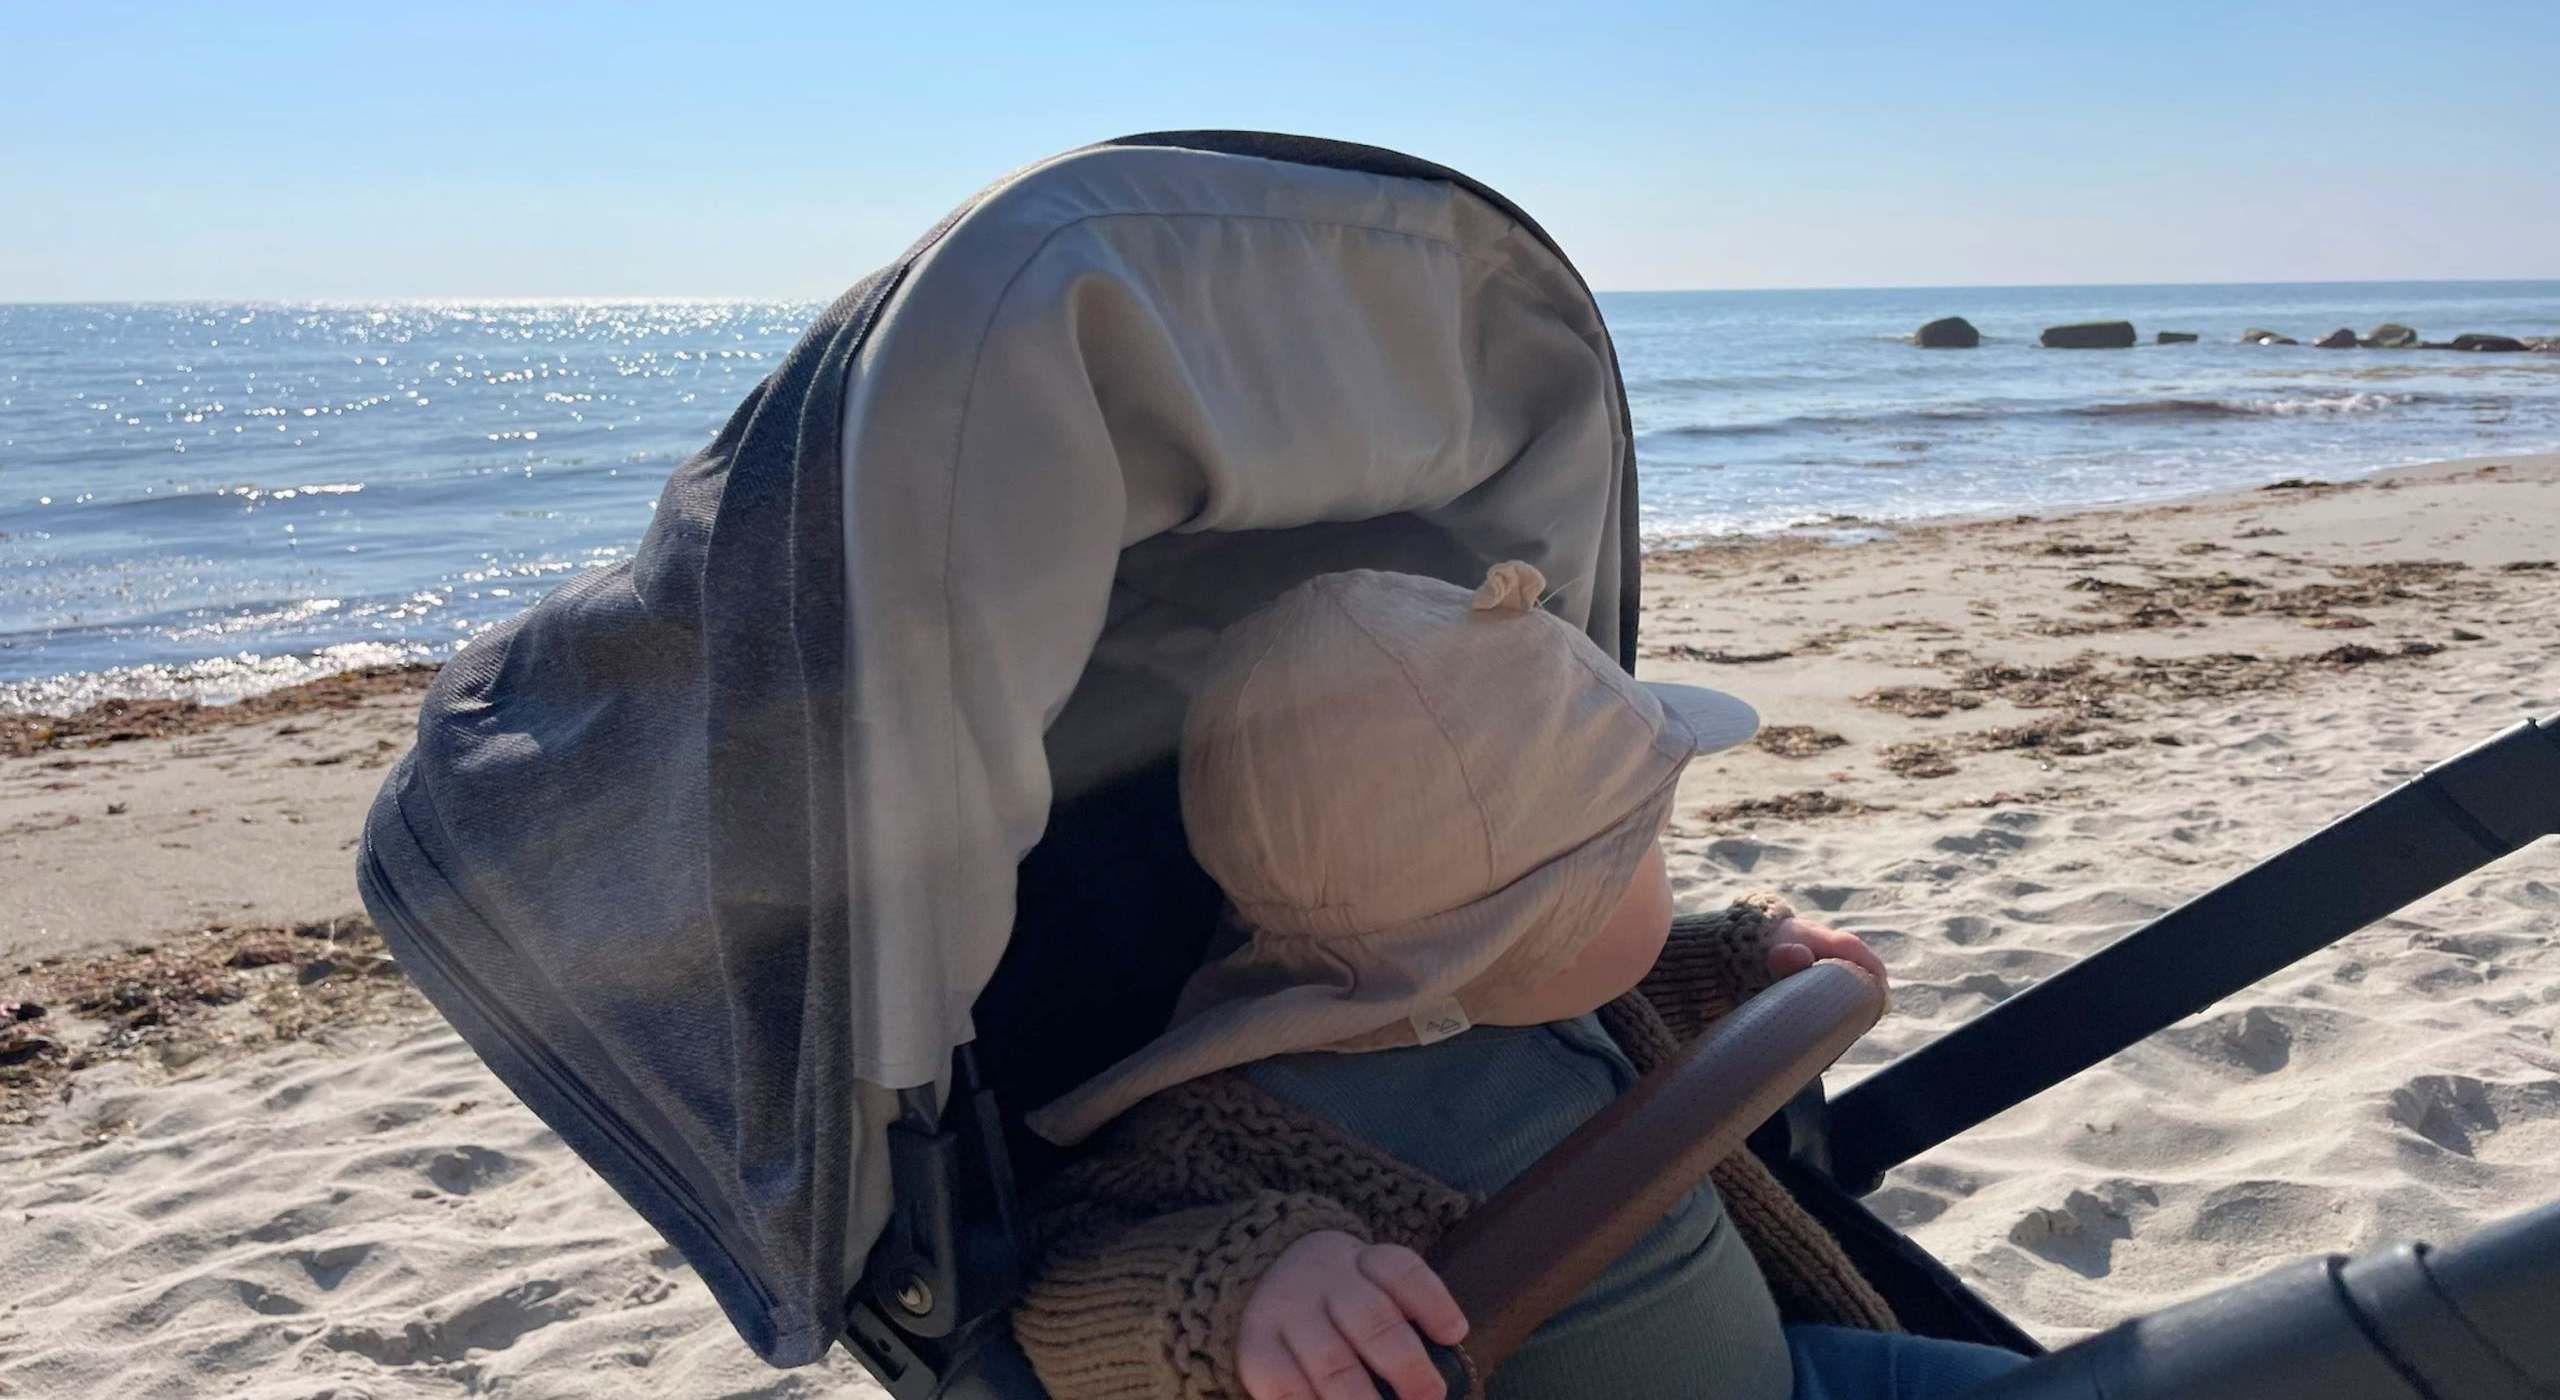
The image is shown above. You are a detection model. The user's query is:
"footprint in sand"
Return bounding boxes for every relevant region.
[2404,959,2490,996]
[2006,1182,2159,1279]
[2384,1074,2560,1158]
[1793,884,1882,913]
[295,1241,377,1291]
[2188,1179,2345,1248]
[1703,835,1801,874]
[2490,878,2560,913]
[319,1278,587,1367]
[113,1273,311,1334]
[1932,824,2035,858]
[1937,914,2002,947]
[423,1145,524,1197]
[2160,1005,2297,1075]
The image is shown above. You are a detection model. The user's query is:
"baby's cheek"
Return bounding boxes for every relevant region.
[1588,909,1672,999]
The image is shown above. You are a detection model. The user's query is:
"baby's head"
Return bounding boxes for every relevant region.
[1026,561,1756,1145]
[1177,561,1750,1024]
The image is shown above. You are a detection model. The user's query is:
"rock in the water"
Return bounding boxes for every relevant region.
[2450,333,2526,352]
[1914,316,1981,348]
[2041,321,2136,349]
[2364,323,2419,348]
[2526,336,2560,353]
[2240,328,2299,346]
[2156,331,2199,344]
[2314,328,2358,349]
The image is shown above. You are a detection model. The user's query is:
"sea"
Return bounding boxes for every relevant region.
[4,282,2557,712]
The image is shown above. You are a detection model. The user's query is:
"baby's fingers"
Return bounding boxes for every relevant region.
[1766,941,1817,978]
[1238,1324,1319,1400]
[1354,1244,1468,1347]
[1321,1280,1443,1400]
[1281,1315,1386,1400]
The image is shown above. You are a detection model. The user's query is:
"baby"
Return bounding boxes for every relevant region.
[1016,563,2024,1400]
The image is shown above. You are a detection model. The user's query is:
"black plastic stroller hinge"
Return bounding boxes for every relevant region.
[845,1046,1032,1399]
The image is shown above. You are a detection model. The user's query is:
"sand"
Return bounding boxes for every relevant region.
[1,667,432,966]
[1648,454,2560,1340]
[4,454,2557,1396]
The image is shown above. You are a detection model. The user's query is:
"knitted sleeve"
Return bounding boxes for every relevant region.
[1014,1190,1370,1400]
[1637,893,1797,1044]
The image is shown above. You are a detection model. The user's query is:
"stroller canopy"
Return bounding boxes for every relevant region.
[359,133,1641,1365]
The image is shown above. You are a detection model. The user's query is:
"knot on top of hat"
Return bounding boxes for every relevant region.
[1470,560,1547,614]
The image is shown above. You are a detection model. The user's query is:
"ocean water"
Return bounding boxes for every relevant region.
[1613,282,2560,536]
[3,283,2557,711]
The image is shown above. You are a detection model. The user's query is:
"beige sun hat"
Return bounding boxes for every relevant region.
[1024,561,1758,1146]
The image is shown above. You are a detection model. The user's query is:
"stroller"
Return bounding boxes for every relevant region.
[356,132,2560,1399]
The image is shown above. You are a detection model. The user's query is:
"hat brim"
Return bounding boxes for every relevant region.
[1643,681,1760,757]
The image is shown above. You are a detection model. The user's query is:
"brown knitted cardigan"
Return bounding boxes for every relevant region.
[1012,895,1896,1399]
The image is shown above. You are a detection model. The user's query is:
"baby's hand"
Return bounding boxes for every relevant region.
[1766,916,1889,992]
[1237,1230,1468,1400]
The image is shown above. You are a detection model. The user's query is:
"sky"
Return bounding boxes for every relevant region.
[7,1,2557,300]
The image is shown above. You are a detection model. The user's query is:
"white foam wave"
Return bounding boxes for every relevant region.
[0,641,445,714]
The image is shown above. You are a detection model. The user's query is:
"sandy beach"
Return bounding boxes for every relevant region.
[5,454,2556,1397]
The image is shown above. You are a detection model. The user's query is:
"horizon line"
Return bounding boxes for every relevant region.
[8,274,2560,307]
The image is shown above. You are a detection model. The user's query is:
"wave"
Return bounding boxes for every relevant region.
[1638,391,2425,445]
[0,453,662,530]
[2070,392,2414,419]
[0,640,446,714]
[1640,406,1993,443]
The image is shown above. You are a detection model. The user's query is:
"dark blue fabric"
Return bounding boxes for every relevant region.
[361,269,889,1364]
[1786,1324,2030,1400]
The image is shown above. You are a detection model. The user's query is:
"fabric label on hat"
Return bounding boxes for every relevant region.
[1408,1000,1473,1045]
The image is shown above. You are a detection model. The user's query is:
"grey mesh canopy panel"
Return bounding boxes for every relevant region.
[357,133,1643,1366]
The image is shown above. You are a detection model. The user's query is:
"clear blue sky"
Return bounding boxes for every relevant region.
[8,1,2556,300]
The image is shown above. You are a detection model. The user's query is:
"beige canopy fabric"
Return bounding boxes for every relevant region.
[839,142,1629,1089]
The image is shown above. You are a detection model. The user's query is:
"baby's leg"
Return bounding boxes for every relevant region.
[1782,1323,2028,1400]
